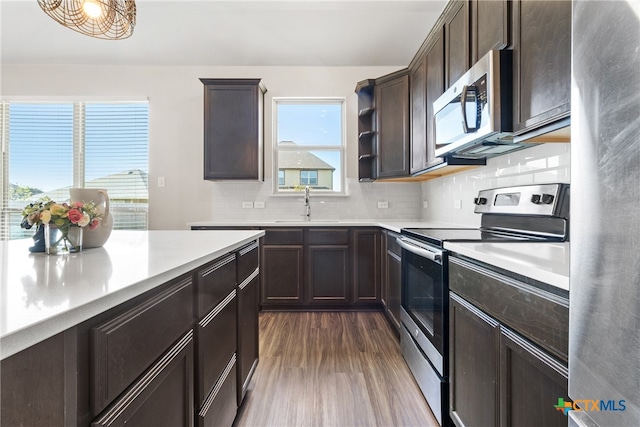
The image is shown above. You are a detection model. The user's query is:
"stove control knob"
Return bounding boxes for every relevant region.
[473,197,487,205]
[542,193,555,204]
[531,194,542,204]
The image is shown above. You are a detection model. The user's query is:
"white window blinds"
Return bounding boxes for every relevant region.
[0,101,149,240]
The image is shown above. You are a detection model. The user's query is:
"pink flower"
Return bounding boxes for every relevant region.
[67,208,83,224]
[89,218,100,230]
[73,201,83,208]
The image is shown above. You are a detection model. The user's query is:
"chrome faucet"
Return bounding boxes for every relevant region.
[303,186,311,221]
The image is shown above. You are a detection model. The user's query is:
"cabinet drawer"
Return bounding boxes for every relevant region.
[196,290,237,408]
[92,331,194,427]
[237,240,259,283]
[307,228,349,245]
[198,355,238,427]
[449,257,569,361]
[197,254,236,318]
[91,278,194,415]
[263,228,303,245]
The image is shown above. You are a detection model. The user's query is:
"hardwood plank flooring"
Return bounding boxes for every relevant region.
[234,311,439,427]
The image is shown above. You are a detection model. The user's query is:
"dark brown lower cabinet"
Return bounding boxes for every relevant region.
[307,245,350,304]
[92,331,194,427]
[385,231,402,333]
[198,355,238,427]
[237,270,260,404]
[449,292,568,427]
[500,327,568,427]
[261,228,304,307]
[352,228,381,304]
[449,293,500,427]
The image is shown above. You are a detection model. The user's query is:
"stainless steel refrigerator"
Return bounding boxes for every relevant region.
[569,1,640,426]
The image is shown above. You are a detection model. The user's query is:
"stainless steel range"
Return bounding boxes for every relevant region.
[398,183,569,426]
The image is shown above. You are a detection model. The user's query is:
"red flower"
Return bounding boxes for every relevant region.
[89,218,100,230]
[67,208,83,224]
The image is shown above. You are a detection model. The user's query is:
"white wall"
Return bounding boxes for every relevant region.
[421,142,571,227]
[2,64,425,228]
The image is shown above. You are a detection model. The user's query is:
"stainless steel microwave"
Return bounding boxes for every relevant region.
[433,50,531,159]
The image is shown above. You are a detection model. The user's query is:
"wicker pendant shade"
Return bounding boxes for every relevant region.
[38,0,136,40]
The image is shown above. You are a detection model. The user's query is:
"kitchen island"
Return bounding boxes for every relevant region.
[1,229,264,427]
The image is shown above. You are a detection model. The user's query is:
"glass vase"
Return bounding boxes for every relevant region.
[44,224,83,255]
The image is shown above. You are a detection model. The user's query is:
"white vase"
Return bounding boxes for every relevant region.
[69,188,113,248]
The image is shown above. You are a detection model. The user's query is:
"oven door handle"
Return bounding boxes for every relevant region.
[397,237,443,262]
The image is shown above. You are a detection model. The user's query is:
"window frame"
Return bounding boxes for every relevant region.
[272,97,346,195]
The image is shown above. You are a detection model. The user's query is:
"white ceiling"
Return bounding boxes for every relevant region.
[1,0,447,67]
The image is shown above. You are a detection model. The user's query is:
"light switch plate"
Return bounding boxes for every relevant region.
[242,201,253,209]
[157,177,165,187]
[423,201,429,209]
[378,201,389,209]
[254,201,265,209]
[454,200,462,209]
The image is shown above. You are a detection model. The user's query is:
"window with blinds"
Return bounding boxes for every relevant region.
[0,101,149,240]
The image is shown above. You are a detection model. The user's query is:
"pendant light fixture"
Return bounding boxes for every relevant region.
[37,0,137,40]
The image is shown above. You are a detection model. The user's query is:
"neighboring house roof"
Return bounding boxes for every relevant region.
[278,142,336,171]
[26,169,149,202]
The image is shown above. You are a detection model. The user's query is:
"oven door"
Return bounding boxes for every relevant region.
[397,236,446,376]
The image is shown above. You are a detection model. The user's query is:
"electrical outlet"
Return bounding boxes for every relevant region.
[254,201,265,209]
[454,200,462,209]
[423,201,429,209]
[377,201,389,209]
[157,177,165,188]
[242,201,253,209]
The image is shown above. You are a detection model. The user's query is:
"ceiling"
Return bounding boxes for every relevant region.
[1,0,447,67]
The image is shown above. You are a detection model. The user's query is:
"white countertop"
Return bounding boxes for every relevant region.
[0,229,264,360]
[189,220,472,234]
[444,241,570,291]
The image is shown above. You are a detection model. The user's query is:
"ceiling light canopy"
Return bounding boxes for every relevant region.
[37,0,136,40]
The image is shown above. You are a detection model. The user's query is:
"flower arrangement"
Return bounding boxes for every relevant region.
[21,197,103,253]
[21,197,102,231]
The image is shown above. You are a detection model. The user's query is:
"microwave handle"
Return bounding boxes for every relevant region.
[460,85,478,133]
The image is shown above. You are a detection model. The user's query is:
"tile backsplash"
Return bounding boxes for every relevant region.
[206,143,569,225]
[421,143,571,227]
[208,178,423,222]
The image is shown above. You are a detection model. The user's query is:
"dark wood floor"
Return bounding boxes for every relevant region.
[234,311,439,427]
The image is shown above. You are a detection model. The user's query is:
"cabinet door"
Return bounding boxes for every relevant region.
[471,0,509,63]
[307,245,350,304]
[380,231,388,310]
[425,27,446,170]
[261,245,304,306]
[196,290,237,409]
[92,332,194,427]
[237,270,259,405]
[445,0,470,88]
[512,0,571,134]
[499,326,568,427]
[376,74,410,178]
[410,55,427,174]
[352,228,380,304]
[386,249,402,333]
[449,293,500,427]
[201,79,265,180]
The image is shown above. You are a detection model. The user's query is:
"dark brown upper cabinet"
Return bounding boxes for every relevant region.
[410,26,445,174]
[444,0,470,89]
[375,70,410,178]
[512,0,571,139]
[200,78,266,180]
[471,0,510,63]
